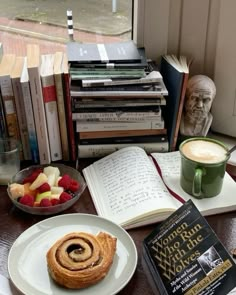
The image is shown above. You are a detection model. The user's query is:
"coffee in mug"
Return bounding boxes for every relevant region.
[179,137,229,198]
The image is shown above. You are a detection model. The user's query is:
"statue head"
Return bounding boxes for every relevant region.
[185,75,216,121]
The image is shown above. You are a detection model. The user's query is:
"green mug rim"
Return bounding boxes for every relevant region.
[179,137,230,165]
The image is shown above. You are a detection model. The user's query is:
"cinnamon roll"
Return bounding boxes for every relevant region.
[46,232,117,289]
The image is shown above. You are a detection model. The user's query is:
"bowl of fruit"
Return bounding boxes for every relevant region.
[7,163,87,215]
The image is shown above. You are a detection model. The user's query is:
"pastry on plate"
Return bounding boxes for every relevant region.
[46,231,117,289]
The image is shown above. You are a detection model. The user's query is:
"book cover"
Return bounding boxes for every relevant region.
[53,51,69,161]
[27,44,51,164]
[160,55,189,152]
[143,199,236,295]
[70,47,148,69]
[11,56,31,161]
[40,53,62,162]
[67,40,142,64]
[20,57,39,163]
[0,54,20,143]
[62,53,76,161]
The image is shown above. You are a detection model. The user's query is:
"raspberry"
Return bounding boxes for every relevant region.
[39,198,52,207]
[58,174,71,190]
[23,169,43,184]
[69,179,80,192]
[51,198,60,206]
[19,194,34,207]
[38,182,51,193]
[59,192,72,203]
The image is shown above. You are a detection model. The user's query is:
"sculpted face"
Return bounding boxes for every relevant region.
[185,88,214,119]
[185,75,216,120]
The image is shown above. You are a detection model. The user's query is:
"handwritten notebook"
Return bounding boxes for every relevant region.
[83,146,236,229]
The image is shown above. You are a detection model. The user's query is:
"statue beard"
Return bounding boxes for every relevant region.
[186,109,207,123]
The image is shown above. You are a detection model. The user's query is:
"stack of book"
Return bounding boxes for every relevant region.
[66,40,169,158]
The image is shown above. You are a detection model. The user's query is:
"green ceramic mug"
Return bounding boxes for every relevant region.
[179,137,230,199]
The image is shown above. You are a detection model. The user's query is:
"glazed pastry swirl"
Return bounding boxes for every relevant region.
[46,232,117,289]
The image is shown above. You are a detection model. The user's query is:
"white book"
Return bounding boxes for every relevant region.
[53,52,69,161]
[72,109,162,121]
[83,146,236,229]
[78,141,169,158]
[40,54,62,162]
[27,44,51,164]
[76,119,165,132]
[11,56,31,160]
[20,57,39,163]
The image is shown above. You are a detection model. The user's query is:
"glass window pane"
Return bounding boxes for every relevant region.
[0,0,133,55]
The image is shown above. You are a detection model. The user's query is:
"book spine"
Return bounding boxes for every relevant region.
[41,75,62,162]
[72,109,161,121]
[54,73,69,161]
[0,76,20,142]
[79,128,167,140]
[79,135,168,145]
[63,69,76,161]
[76,119,165,132]
[21,80,39,163]
[0,92,8,138]
[11,76,32,160]
[28,66,51,164]
[78,141,169,158]
[72,105,164,113]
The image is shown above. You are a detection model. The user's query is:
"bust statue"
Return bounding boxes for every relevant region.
[180,75,216,137]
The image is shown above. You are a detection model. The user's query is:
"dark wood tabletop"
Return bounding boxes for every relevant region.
[1,160,236,295]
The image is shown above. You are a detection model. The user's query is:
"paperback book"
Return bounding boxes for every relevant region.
[67,40,143,64]
[143,199,236,295]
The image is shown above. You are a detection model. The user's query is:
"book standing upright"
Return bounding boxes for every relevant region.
[53,51,69,161]
[20,57,39,163]
[40,53,62,162]
[160,55,189,152]
[11,56,31,160]
[27,44,51,164]
[0,54,20,144]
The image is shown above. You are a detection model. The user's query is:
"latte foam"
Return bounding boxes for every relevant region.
[181,140,227,164]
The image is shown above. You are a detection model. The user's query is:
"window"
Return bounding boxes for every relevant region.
[0,0,133,55]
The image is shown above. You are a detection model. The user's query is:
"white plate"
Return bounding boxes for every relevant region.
[8,214,138,295]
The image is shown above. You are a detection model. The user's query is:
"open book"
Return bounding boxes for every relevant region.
[83,146,236,229]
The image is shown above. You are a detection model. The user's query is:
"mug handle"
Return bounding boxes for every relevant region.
[192,168,203,198]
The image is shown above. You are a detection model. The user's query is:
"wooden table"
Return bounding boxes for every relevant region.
[1,161,236,295]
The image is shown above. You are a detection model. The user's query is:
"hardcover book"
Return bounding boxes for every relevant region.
[160,55,189,152]
[143,199,236,295]
[67,40,142,64]
[83,146,236,229]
